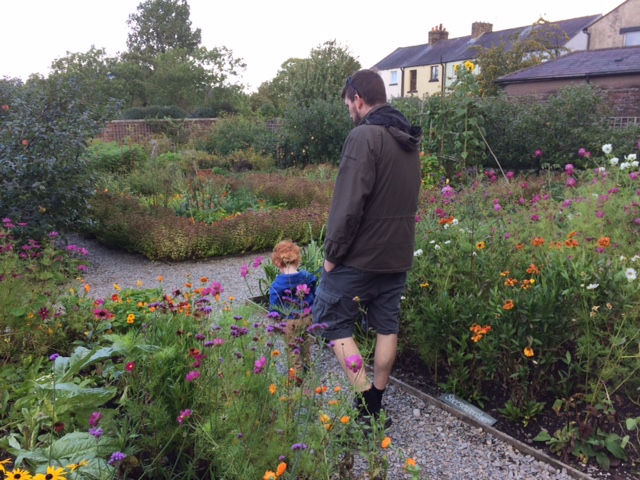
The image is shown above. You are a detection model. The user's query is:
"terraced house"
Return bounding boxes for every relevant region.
[373,15,601,100]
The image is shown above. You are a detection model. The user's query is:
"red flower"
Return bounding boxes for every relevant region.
[125,362,136,371]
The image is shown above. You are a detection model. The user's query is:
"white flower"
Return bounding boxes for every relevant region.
[400,296,406,300]
[434,245,441,250]
[626,153,637,161]
[620,162,630,170]
[444,240,451,244]
[596,167,606,173]
[586,283,599,290]
[602,144,613,154]
[625,268,637,282]
[429,240,436,244]
[631,255,640,262]
[413,249,423,257]
[620,255,626,261]
[451,218,459,225]
[632,161,639,168]
[443,224,450,229]
[609,157,619,166]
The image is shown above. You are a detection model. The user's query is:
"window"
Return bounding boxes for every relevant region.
[430,66,439,81]
[390,70,398,85]
[409,70,417,92]
[625,31,640,46]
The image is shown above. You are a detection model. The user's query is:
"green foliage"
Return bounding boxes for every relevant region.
[277,98,353,167]
[0,76,117,239]
[122,105,187,119]
[475,19,570,96]
[202,115,276,157]
[84,140,148,173]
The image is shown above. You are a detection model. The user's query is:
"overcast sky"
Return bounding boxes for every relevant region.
[1,0,624,92]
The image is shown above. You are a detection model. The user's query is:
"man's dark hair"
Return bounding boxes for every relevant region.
[341,69,387,105]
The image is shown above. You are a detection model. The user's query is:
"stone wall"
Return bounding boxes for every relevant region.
[98,118,217,143]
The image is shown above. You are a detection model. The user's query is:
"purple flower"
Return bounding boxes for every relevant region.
[89,427,103,438]
[252,257,263,268]
[194,333,205,341]
[630,172,640,180]
[578,148,586,157]
[635,218,640,225]
[307,322,329,332]
[493,203,502,212]
[344,354,363,373]
[562,199,573,208]
[89,411,102,427]
[292,443,308,451]
[254,356,267,374]
[595,247,605,254]
[531,215,540,222]
[608,187,619,194]
[504,233,511,239]
[565,164,574,175]
[596,211,605,218]
[566,178,576,188]
[186,371,201,382]
[77,265,88,272]
[296,284,311,297]
[267,311,281,319]
[441,185,455,198]
[49,353,60,361]
[108,452,126,465]
[240,264,249,278]
[48,231,59,237]
[177,409,192,424]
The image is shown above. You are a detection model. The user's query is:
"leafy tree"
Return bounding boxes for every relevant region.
[271,40,361,108]
[474,18,569,96]
[0,77,117,239]
[126,0,201,57]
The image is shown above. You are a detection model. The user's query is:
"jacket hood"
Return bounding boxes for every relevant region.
[363,104,422,151]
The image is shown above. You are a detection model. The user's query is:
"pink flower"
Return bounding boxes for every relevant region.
[519,198,525,205]
[535,149,543,157]
[441,185,455,198]
[240,264,249,278]
[493,203,502,212]
[635,218,640,225]
[578,148,586,157]
[296,284,311,297]
[565,164,574,175]
[344,354,363,373]
[254,356,267,374]
[596,211,605,218]
[506,171,515,179]
[186,371,201,382]
[531,215,540,221]
[630,172,640,180]
[562,199,573,208]
[252,257,263,268]
[89,412,102,427]
[177,409,192,424]
[566,178,576,188]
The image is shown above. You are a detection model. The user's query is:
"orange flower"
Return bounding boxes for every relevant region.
[476,241,486,250]
[564,239,579,248]
[333,386,342,393]
[504,278,518,287]
[567,231,577,239]
[264,471,277,480]
[185,283,193,288]
[381,436,392,449]
[404,458,418,471]
[548,241,563,250]
[268,384,277,395]
[471,334,483,343]
[84,284,91,292]
[524,346,535,357]
[597,237,610,248]
[531,237,545,247]
[200,277,209,283]
[503,299,514,310]
[340,416,350,424]
[271,350,281,357]
[515,243,525,250]
[327,400,340,406]
[526,264,540,275]
[315,386,328,395]
[320,414,331,425]
[500,271,510,277]
[276,462,287,476]
[157,276,164,282]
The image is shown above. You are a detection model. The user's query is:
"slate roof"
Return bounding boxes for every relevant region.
[495,46,640,84]
[372,15,601,70]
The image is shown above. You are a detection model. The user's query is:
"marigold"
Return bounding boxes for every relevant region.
[515,243,525,250]
[597,237,610,248]
[263,471,277,480]
[269,382,277,395]
[524,346,535,357]
[319,413,331,424]
[503,300,515,310]
[200,277,209,283]
[276,462,287,476]
[84,284,91,292]
[271,350,281,357]
[526,264,540,275]
[333,386,342,393]
[531,237,545,247]
[500,271,510,276]
[504,278,518,287]
[157,276,164,282]
[340,416,350,424]
[564,239,579,248]
[127,314,135,324]
[381,436,392,449]
[315,386,328,395]
[567,231,577,239]
[476,241,485,250]
[404,458,418,471]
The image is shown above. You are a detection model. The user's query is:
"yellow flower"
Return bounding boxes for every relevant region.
[420,282,430,288]
[269,384,277,395]
[524,346,535,357]
[340,416,350,424]
[319,413,331,424]
[136,280,143,287]
[33,465,67,480]
[464,60,475,70]
[328,400,340,406]
[0,459,12,474]
[228,296,235,302]
[276,462,287,476]
[127,314,135,324]
[113,283,121,291]
[381,436,392,449]
[476,241,485,250]
[69,288,75,294]
[7,469,33,480]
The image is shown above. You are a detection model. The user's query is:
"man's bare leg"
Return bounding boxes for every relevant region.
[372,333,397,390]
[331,336,370,392]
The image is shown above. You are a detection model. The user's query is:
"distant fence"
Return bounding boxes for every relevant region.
[98,119,217,143]
[98,118,283,144]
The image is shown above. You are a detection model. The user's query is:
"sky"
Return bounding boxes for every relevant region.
[0,0,625,92]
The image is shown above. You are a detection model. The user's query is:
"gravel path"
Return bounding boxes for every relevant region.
[70,235,593,480]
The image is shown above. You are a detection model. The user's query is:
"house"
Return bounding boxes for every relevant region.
[494,46,640,121]
[373,15,601,100]
[585,0,640,49]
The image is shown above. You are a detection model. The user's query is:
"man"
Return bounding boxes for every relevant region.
[312,69,422,425]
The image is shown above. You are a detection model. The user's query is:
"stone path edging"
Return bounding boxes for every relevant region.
[387,374,596,480]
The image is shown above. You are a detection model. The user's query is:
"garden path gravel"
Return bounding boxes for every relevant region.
[70,234,595,480]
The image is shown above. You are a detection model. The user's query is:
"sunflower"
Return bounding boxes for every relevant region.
[33,466,67,480]
[6,469,33,480]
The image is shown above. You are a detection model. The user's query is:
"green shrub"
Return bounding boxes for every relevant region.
[202,115,275,157]
[84,140,148,173]
[122,105,187,119]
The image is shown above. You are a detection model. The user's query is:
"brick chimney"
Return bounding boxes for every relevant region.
[428,24,449,46]
[471,22,493,38]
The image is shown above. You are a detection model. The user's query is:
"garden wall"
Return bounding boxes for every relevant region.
[98,119,217,143]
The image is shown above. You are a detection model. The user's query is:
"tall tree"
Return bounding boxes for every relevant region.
[474,19,569,96]
[272,40,361,108]
[126,0,201,57]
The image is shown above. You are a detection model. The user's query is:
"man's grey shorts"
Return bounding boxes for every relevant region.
[312,264,407,340]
